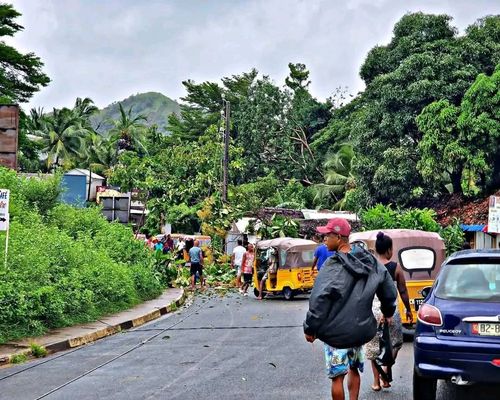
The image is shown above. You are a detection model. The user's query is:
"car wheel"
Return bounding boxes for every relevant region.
[253,288,260,298]
[283,287,294,300]
[413,368,437,400]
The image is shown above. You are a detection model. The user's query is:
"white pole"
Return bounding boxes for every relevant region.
[4,226,9,270]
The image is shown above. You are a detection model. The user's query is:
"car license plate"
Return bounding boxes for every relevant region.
[472,323,500,336]
[414,298,425,311]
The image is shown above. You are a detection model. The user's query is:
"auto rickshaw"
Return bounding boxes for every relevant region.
[349,229,446,328]
[253,237,318,300]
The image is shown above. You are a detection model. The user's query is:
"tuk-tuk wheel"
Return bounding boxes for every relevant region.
[283,287,294,300]
[253,288,260,298]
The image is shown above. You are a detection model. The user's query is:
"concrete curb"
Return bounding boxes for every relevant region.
[0,288,187,367]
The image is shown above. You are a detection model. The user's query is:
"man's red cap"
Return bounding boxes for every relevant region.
[316,218,351,237]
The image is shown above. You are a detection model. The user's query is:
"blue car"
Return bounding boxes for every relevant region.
[413,249,500,400]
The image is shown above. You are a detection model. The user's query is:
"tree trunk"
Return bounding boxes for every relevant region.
[487,153,500,193]
[450,168,463,194]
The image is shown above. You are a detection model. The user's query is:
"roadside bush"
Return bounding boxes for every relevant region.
[0,168,163,344]
[360,204,464,255]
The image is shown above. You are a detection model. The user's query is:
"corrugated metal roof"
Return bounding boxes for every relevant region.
[460,224,486,232]
[65,168,105,180]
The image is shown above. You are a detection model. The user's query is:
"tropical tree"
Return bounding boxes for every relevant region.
[81,132,115,176]
[313,144,355,210]
[30,107,90,169]
[0,3,50,103]
[72,97,99,128]
[349,13,500,206]
[417,65,500,195]
[108,103,148,154]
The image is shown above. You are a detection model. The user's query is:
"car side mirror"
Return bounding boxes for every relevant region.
[421,286,432,298]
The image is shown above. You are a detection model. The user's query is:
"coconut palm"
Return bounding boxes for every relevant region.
[108,103,148,155]
[82,131,115,176]
[30,107,91,169]
[73,97,99,129]
[313,143,355,210]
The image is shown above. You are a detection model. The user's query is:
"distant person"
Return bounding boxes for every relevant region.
[231,239,246,289]
[144,233,155,250]
[461,241,472,250]
[364,232,413,392]
[162,234,174,254]
[175,237,186,260]
[257,247,277,300]
[312,235,336,271]
[240,243,255,296]
[153,238,163,252]
[189,240,204,290]
[304,218,397,400]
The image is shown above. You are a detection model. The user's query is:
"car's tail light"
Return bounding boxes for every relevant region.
[297,273,302,281]
[417,304,443,326]
[492,359,500,367]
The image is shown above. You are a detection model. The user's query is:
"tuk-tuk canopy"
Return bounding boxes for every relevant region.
[256,237,318,268]
[350,229,446,280]
[256,237,317,252]
[350,229,445,251]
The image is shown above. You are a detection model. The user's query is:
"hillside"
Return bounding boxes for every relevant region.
[92,92,181,133]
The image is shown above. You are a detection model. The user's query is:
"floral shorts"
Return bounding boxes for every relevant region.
[324,345,364,379]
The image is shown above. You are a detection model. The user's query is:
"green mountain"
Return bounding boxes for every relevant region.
[92,92,181,133]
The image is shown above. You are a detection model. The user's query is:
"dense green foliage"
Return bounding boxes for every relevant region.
[312,13,500,207]
[361,204,464,255]
[0,167,163,343]
[417,65,500,195]
[0,3,50,103]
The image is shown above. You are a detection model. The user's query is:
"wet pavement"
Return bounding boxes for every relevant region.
[0,290,498,399]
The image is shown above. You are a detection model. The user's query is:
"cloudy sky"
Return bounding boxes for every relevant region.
[7,0,500,110]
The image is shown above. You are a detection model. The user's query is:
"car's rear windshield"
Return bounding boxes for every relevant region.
[435,261,500,302]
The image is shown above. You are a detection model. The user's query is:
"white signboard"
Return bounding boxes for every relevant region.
[0,189,9,231]
[488,196,500,234]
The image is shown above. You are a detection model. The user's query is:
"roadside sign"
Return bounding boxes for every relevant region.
[488,196,500,234]
[0,189,9,231]
[0,213,9,231]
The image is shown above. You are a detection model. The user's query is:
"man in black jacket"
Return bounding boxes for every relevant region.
[304,218,397,400]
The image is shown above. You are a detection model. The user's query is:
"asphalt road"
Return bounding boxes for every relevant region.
[0,290,498,400]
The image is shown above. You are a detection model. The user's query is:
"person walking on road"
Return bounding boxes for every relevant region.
[231,239,246,289]
[240,243,255,296]
[303,218,397,400]
[364,231,413,392]
[189,240,204,290]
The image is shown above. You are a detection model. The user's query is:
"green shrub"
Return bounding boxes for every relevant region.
[11,354,28,364]
[0,169,164,344]
[30,343,48,358]
[361,204,464,255]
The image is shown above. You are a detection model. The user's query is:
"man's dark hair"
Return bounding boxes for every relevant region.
[237,239,243,246]
[375,232,393,254]
[461,242,472,250]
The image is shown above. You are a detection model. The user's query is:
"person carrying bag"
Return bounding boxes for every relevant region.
[374,321,395,384]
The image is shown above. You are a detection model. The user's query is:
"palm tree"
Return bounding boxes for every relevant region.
[108,103,148,155]
[82,132,115,176]
[73,97,99,129]
[31,107,90,170]
[313,143,355,210]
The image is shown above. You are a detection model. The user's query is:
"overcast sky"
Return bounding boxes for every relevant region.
[7,0,500,110]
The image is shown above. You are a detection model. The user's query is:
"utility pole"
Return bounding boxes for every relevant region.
[222,99,230,202]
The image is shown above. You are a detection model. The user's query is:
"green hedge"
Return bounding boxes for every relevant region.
[0,168,163,343]
[360,204,464,255]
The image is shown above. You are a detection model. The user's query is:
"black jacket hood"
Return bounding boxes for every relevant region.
[336,246,378,278]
